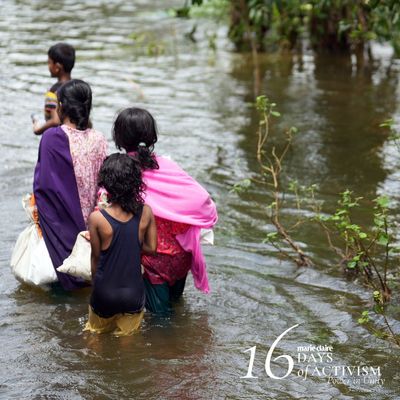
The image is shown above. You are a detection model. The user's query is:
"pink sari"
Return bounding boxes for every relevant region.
[130,154,218,293]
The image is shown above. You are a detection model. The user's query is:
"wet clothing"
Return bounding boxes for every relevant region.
[142,216,191,285]
[84,306,144,336]
[143,275,187,315]
[34,126,88,290]
[33,126,107,290]
[130,153,218,293]
[141,217,191,313]
[90,208,145,319]
[142,250,192,286]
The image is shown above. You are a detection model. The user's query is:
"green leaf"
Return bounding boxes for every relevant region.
[358,310,370,324]
[377,233,389,246]
[335,209,347,216]
[347,261,357,269]
[374,217,385,228]
[255,95,268,112]
[231,178,252,193]
[347,224,361,232]
[264,232,278,242]
[379,118,394,128]
[375,195,389,209]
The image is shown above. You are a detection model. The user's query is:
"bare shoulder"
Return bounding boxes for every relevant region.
[143,204,153,214]
[88,210,103,226]
[142,204,154,216]
[141,204,154,223]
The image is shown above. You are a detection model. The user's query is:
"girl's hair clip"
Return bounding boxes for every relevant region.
[138,142,146,147]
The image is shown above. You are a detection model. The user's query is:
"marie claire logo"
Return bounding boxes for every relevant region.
[241,324,384,387]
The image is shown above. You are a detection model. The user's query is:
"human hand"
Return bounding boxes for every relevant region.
[82,231,91,241]
[32,120,42,134]
[84,231,90,241]
[31,113,39,124]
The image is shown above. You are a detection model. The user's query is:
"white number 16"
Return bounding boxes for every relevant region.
[241,324,299,380]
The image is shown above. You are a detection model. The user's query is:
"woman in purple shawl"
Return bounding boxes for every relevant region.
[33,80,107,290]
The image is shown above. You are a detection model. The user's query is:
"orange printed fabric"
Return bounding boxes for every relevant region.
[30,194,42,237]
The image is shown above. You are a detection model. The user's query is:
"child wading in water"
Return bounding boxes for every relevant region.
[84,153,157,336]
[33,43,75,135]
[112,108,218,314]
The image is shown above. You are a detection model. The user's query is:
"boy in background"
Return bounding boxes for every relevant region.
[32,43,75,135]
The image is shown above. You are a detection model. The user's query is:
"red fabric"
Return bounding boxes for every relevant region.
[131,154,218,293]
[142,252,192,286]
[142,216,191,285]
[154,216,190,255]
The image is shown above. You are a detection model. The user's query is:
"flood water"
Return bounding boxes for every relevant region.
[1,1,400,399]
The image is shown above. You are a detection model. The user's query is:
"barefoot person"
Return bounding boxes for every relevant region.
[33,43,75,135]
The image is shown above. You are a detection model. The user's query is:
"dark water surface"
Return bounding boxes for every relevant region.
[1,1,400,399]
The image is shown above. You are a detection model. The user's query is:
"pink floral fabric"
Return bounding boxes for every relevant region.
[62,124,107,225]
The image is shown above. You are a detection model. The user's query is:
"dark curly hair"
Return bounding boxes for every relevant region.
[113,107,159,170]
[58,79,92,130]
[98,153,145,214]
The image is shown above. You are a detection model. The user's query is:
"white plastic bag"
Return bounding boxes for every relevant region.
[57,231,146,279]
[57,232,91,281]
[10,224,57,286]
[200,229,214,245]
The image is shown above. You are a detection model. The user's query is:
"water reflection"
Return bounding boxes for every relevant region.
[231,50,399,196]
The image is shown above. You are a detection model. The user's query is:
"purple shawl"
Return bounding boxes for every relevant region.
[33,126,87,290]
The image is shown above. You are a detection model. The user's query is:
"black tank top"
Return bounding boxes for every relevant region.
[90,207,145,318]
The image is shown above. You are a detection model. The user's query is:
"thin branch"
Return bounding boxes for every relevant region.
[383,314,400,346]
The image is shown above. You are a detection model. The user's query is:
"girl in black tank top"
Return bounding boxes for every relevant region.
[84,154,157,335]
[91,207,144,317]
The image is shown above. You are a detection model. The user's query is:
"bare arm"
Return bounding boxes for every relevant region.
[88,212,101,282]
[33,108,61,135]
[141,205,157,255]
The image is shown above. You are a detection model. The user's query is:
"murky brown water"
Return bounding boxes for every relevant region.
[1,1,400,399]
